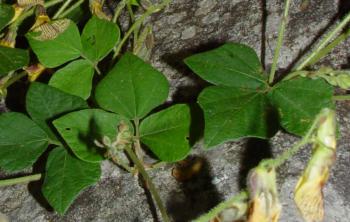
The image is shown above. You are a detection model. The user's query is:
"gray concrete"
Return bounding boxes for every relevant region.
[1,0,350,221]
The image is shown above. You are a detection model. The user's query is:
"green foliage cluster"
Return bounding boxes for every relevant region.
[185,43,334,148]
[0,0,349,220]
[0,15,191,213]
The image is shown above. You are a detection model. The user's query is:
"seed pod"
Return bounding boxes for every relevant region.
[294,108,336,222]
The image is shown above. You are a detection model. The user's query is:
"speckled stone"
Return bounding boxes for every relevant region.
[1,0,350,221]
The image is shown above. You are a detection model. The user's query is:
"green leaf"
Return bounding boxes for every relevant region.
[53,109,130,163]
[129,0,140,6]
[0,3,14,31]
[95,53,169,119]
[185,43,267,89]
[49,60,94,99]
[42,147,101,215]
[26,19,82,68]
[0,46,29,76]
[140,104,191,162]
[81,16,120,62]
[26,82,88,141]
[0,112,49,172]
[198,86,274,148]
[269,77,334,135]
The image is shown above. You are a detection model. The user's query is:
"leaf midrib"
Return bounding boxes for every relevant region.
[205,92,262,146]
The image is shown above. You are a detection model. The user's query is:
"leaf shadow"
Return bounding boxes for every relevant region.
[77,117,106,158]
[260,0,267,69]
[166,156,222,222]
[238,138,273,190]
[27,147,54,212]
[160,41,224,103]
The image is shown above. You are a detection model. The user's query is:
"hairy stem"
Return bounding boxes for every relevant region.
[134,25,152,54]
[306,28,350,67]
[112,0,128,23]
[53,0,74,19]
[333,94,350,101]
[58,0,85,19]
[268,0,292,84]
[110,155,134,174]
[194,191,249,222]
[262,113,321,169]
[0,174,42,187]
[295,12,350,71]
[112,0,171,60]
[124,145,171,222]
[0,71,27,91]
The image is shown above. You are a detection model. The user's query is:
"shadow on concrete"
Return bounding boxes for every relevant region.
[166,156,222,222]
[238,138,273,189]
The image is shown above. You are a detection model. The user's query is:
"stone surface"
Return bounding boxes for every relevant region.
[1,0,350,221]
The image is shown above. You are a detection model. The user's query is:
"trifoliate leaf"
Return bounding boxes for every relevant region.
[185,43,267,89]
[53,109,131,163]
[199,86,275,148]
[0,46,29,76]
[269,77,334,135]
[49,60,94,99]
[95,53,169,119]
[42,147,101,215]
[0,3,14,32]
[140,104,191,162]
[81,16,120,62]
[26,19,82,68]
[0,112,49,172]
[26,82,88,141]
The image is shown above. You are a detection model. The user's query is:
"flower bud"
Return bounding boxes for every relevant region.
[210,200,248,222]
[89,0,111,20]
[294,108,336,222]
[247,165,281,222]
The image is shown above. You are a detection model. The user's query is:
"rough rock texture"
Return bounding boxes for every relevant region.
[1,0,350,221]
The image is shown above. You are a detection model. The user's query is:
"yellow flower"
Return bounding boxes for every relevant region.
[25,63,46,82]
[247,165,281,222]
[294,108,336,222]
[89,0,111,21]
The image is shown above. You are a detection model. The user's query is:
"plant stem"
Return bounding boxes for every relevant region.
[282,70,308,81]
[133,118,144,162]
[0,174,42,187]
[58,0,85,19]
[306,28,350,67]
[110,155,134,174]
[48,139,62,146]
[112,0,128,23]
[124,145,171,222]
[194,191,249,222]
[134,25,152,54]
[53,0,74,19]
[112,0,171,60]
[295,12,350,71]
[268,0,292,84]
[0,71,27,91]
[81,54,101,75]
[262,113,321,169]
[333,94,350,101]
